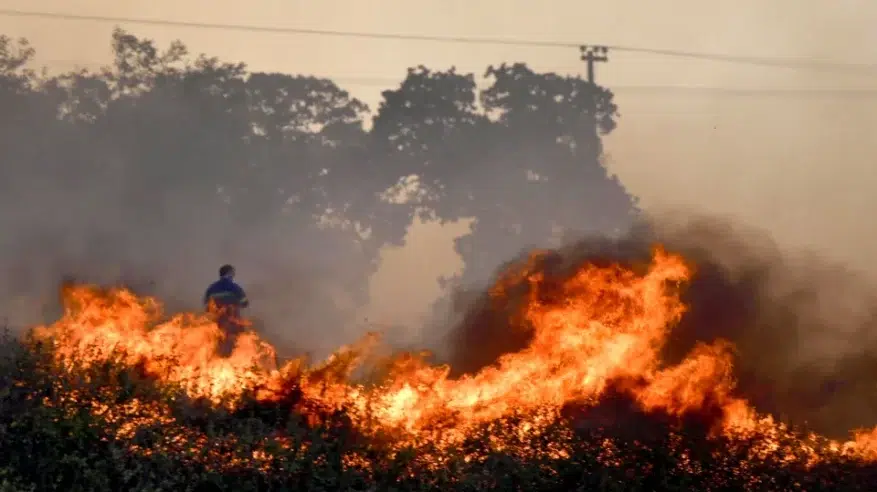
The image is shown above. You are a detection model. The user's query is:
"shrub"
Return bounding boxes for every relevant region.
[0,331,875,491]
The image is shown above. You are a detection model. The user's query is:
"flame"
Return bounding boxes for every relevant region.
[25,246,877,470]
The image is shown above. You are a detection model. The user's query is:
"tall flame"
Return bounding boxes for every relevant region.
[27,246,877,466]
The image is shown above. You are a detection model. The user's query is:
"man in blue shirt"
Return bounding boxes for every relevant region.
[203,264,250,356]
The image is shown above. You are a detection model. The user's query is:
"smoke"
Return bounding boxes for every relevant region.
[3,3,876,438]
[439,213,877,438]
[0,89,372,362]
[0,195,367,361]
[603,3,877,278]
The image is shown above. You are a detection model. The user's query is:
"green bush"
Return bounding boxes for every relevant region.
[0,331,875,491]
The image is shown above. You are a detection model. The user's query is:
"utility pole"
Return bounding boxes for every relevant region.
[579,45,609,84]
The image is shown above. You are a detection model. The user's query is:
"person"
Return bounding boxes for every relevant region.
[203,264,250,356]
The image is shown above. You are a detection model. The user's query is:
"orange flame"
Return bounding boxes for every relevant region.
[27,246,877,465]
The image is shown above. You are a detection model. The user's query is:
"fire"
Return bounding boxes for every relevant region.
[25,246,877,469]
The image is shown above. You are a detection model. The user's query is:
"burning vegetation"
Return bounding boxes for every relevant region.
[4,244,877,491]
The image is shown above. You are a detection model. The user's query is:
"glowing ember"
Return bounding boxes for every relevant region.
[26,246,877,467]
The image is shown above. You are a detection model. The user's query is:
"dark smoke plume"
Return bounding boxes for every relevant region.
[441,215,877,438]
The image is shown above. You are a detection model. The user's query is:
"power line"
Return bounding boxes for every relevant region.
[34,58,877,98]
[3,8,877,74]
[612,86,877,98]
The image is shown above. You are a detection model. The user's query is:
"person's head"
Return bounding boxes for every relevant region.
[219,264,236,280]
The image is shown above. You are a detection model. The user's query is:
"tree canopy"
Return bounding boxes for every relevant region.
[0,30,638,331]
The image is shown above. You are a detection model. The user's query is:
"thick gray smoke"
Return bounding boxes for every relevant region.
[0,194,368,360]
[438,214,877,439]
[0,117,370,360]
[0,32,385,360]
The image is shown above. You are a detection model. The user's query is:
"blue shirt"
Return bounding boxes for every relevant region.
[203,277,249,311]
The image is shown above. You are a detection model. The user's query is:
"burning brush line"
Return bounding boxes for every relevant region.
[26,246,877,468]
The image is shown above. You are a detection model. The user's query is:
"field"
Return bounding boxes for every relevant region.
[2,247,877,491]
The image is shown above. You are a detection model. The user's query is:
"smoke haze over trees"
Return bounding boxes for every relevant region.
[4,25,877,444]
[0,30,637,355]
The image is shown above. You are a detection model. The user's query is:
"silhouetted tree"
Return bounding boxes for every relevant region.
[371,62,637,289]
[0,30,638,343]
[0,30,405,332]
[0,35,55,193]
[453,63,636,284]
[371,66,488,216]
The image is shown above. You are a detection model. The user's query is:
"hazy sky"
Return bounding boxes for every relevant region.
[2,0,877,332]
